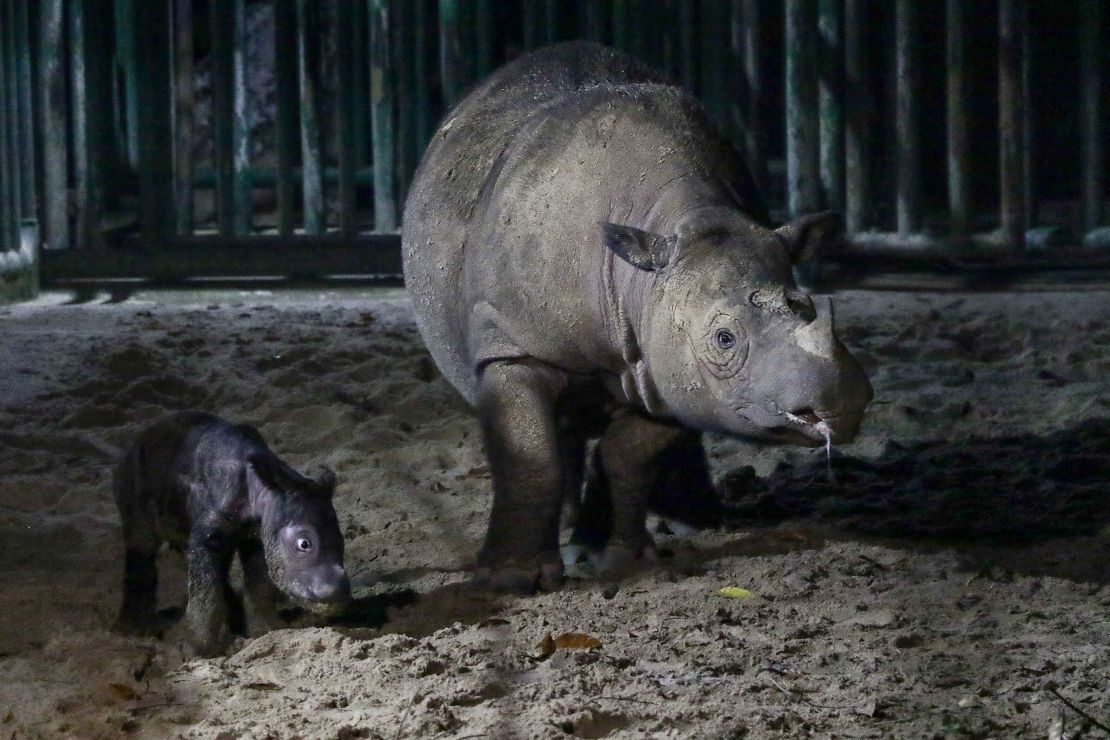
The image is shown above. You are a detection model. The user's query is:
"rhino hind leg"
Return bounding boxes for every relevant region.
[472,359,569,593]
[570,424,720,577]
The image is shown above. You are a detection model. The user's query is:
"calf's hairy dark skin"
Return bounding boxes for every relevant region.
[113,411,350,656]
[403,42,873,591]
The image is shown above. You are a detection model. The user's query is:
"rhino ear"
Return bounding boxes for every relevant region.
[600,222,673,271]
[775,211,842,264]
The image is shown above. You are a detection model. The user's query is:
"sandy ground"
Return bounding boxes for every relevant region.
[0,286,1107,739]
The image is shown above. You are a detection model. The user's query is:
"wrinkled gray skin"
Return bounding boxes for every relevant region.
[113,411,350,656]
[403,42,873,592]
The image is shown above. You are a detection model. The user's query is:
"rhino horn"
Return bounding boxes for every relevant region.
[793,296,837,360]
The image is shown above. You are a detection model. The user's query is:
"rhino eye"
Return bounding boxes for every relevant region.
[714,329,736,350]
[296,537,313,552]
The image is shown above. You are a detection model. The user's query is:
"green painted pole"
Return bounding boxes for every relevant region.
[998,0,1027,252]
[785,0,820,217]
[523,0,557,48]
[297,0,324,234]
[818,0,844,213]
[40,0,69,250]
[274,0,299,236]
[173,0,196,235]
[351,0,371,168]
[369,0,397,231]
[337,0,358,235]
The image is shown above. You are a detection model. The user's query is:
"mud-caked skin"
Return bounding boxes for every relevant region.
[403,42,873,591]
[112,411,351,656]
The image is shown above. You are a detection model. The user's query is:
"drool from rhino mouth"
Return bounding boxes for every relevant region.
[782,408,837,482]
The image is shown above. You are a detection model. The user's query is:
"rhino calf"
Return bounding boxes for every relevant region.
[403,42,873,591]
[113,411,350,656]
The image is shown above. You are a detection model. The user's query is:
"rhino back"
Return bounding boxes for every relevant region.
[402,42,763,402]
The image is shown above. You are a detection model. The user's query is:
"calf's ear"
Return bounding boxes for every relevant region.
[600,222,674,270]
[775,211,842,264]
[312,467,337,498]
[248,452,316,495]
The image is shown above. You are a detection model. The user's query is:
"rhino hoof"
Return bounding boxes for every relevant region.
[598,540,657,580]
[472,555,565,594]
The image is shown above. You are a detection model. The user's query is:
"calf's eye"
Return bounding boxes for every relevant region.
[296,537,313,552]
[714,329,736,350]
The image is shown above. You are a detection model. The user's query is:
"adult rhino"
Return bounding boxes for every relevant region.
[403,42,872,591]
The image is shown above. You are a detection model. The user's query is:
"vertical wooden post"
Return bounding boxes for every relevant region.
[998,0,1027,252]
[476,0,496,76]
[173,0,195,235]
[785,0,820,217]
[211,0,251,236]
[581,0,606,43]
[369,0,397,232]
[135,0,176,241]
[337,0,358,236]
[678,1,697,93]
[70,0,94,248]
[0,0,13,254]
[14,0,36,221]
[1080,0,1102,232]
[732,0,768,195]
[818,0,844,213]
[439,0,476,108]
[894,0,920,236]
[40,0,69,250]
[413,0,432,153]
[522,0,557,49]
[115,0,140,170]
[700,0,729,133]
[351,0,371,168]
[275,0,299,236]
[394,0,415,201]
[946,0,970,237]
[297,0,324,234]
[844,0,869,233]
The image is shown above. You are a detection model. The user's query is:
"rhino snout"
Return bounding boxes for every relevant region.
[292,564,351,613]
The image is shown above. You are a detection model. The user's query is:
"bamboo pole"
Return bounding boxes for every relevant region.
[413,0,432,153]
[476,0,495,76]
[274,0,298,236]
[440,0,476,108]
[1080,0,1103,231]
[297,0,324,234]
[818,0,844,213]
[581,0,605,43]
[211,0,250,236]
[369,0,397,231]
[678,0,697,92]
[785,0,820,217]
[700,0,729,133]
[70,0,94,248]
[998,0,1027,252]
[844,0,868,232]
[173,0,195,235]
[946,0,970,237]
[40,0,69,250]
[895,0,920,236]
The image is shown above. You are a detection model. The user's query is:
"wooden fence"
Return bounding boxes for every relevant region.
[0,0,1106,290]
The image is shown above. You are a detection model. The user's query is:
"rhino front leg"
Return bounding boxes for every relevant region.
[474,359,569,592]
[594,412,685,577]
